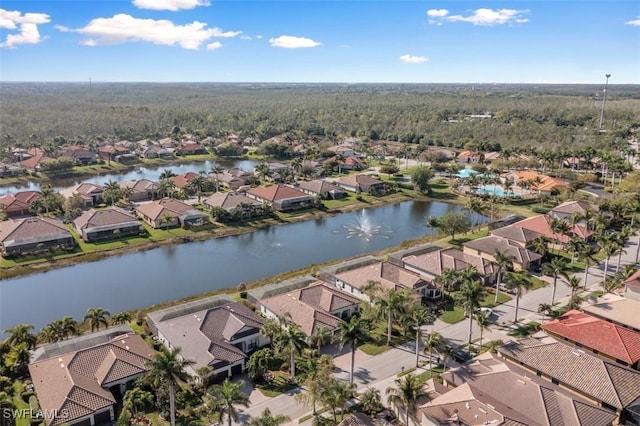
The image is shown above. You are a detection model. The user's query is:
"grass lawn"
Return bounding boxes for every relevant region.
[507,321,541,337]
[481,292,512,308]
[415,366,445,383]
[359,343,391,356]
[439,306,465,324]
[255,371,296,397]
[12,381,31,426]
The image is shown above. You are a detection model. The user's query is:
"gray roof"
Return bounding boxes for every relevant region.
[490,225,542,244]
[463,236,542,264]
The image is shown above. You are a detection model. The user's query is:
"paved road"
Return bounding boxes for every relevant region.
[231,235,640,425]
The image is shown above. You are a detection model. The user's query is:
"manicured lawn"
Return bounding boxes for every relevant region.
[481,292,512,308]
[255,371,296,397]
[12,381,31,426]
[439,306,465,324]
[359,343,391,356]
[507,321,541,337]
[415,366,445,383]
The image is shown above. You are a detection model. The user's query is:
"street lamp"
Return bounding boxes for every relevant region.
[598,74,611,131]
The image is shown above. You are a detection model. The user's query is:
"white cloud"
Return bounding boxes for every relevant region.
[626,16,640,26]
[269,35,321,49]
[0,8,50,48]
[57,14,241,50]
[240,35,252,40]
[206,41,221,50]
[429,8,529,26]
[400,54,429,64]
[256,35,263,39]
[132,0,210,11]
[427,9,449,17]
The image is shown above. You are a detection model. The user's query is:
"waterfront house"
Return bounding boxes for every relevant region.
[59,145,97,165]
[213,171,249,190]
[202,191,263,215]
[297,179,345,199]
[0,190,41,217]
[120,179,160,202]
[259,281,360,337]
[135,198,207,228]
[0,217,75,256]
[59,183,104,207]
[512,214,591,248]
[336,174,385,195]
[246,184,314,211]
[169,172,200,190]
[74,207,143,242]
[0,162,25,177]
[140,145,173,159]
[20,148,50,170]
[147,295,269,380]
[498,336,640,423]
[176,141,207,156]
[28,327,153,426]
[98,145,132,163]
[463,235,542,271]
[541,309,640,369]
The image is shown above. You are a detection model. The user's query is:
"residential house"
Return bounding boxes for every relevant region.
[59,183,104,207]
[176,141,207,156]
[336,413,377,426]
[98,145,132,163]
[336,174,385,195]
[259,281,360,337]
[327,144,356,157]
[483,151,501,163]
[20,148,49,170]
[489,224,542,249]
[74,207,143,242]
[512,214,591,248]
[0,217,75,256]
[246,184,314,211]
[549,200,597,222]
[541,309,640,369]
[169,172,201,190]
[0,162,25,177]
[387,244,496,286]
[326,257,434,300]
[147,295,269,380]
[463,235,542,271]
[456,150,479,163]
[498,335,640,423]
[120,179,160,202]
[59,145,97,165]
[582,294,640,333]
[623,270,640,302]
[202,192,263,215]
[422,351,617,426]
[211,171,248,190]
[135,198,207,228]
[0,191,41,217]
[255,162,290,182]
[325,155,364,172]
[140,145,173,159]
[28,327,153,426]
[297,179,345,199]
[503,170,567,195]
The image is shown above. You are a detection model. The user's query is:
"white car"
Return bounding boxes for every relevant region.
[479,307,494,316]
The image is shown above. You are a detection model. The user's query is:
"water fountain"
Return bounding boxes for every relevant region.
[337,209,392,241]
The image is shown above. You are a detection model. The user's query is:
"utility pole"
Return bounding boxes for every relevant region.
[598,74,611,131]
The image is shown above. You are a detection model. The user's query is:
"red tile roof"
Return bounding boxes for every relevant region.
[542,310,640,365]
[170,172,200,188]
[623,270,640,290]
[513,215,584,244]
[247,184,309,202]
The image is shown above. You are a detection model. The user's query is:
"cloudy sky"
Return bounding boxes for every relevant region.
[1,0,638,83]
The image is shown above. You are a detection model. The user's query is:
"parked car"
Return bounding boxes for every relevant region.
[452,346,474,363]
[479,307,494,317]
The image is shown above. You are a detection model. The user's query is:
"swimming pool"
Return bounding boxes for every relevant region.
[456,169,479,179]
[473,184,519,197]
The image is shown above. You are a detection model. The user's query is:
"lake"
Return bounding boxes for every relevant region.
[0,200,472,333]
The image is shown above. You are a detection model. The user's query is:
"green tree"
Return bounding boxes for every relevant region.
[386,373,428,426]
[423,331,443,378]
[359,387,383,415]
[542,257,569,306]
[455,267,485,345]
[437,211,471,241]
[145,346,195,426]
[337,315,371,383]
[492,250,514,303]
[123,386,154,416]
[246,348,273,382]
[410,167,435,194]
[309,326,333,355]
[83,307,111,332]
[104,179,122,205]
[425,215,439,243]
[475,311,491,349]
[275,323,307,383]
[407,307,434,367]
[210,378,250,426]
[260,318,282,349]
[248,408,290,426]
[504,271,533,322]
[111,311,132,325]
[2,323,37,349]
[373,289,411,346]
[321,379,356,424]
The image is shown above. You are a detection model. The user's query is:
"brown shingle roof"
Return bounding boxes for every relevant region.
[74,206,140,231]
[336,174,383,187]
[334,261,429,292]
[135,197,197,221]
[337,413,377,426]
[463,236,542,264]
[0,217,72,247]
[490,225,542,245]
[402,247,495,277]
[297,179,343,195]
[247,184,310,202]
[203,192,261,211]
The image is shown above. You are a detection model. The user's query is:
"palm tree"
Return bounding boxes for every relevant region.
[104,179,121,205]
[248,408,290,426]
[145,346,194,426]
[425,215,439,243]
[291,157,303,178]
[188,174,207,202]
[123,386,154,416]
[41,320,65,343]
[359,387,383,415]
[2,323,37,349]
[157,179,175,199]
[59,316,78,339]
[211,163,225,192]
[532,235,549,259]
[386,373,428,426]
[309,326,332,354]
[565,276,583,309]
[577,243,598,290]
[455,267,485,345]
[504,271,533,322]
[614,226,631,274]
[423,331,443,377]
[475,311,491,349]
[374,289,409,346]
[246,347,273,382]
[538,303,553,321]
[407,307,434,367]
[566,236,586,264]
[159,168,176,180]
[255,162,271,182]
[466,197,486,230]
[260,319,282,348]
[275,323,307,383]
[320,379,355,424]
[83,307,111,332]
[542,257,569,305]
[550,217,571,252]
[598,232,618,279]
[210,378,250,426]
[337,315,371,383]
[493,250,513,303]
[111,311,132,325]
[435,268,460,298]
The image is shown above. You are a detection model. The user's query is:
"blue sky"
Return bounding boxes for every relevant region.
[1,0,638,83]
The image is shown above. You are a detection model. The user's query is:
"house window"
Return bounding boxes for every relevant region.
[551,377,559,385]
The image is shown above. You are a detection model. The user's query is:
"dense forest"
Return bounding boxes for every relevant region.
[1,83,639,151]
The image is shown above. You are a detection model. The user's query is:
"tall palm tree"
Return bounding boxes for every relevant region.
[565,276,583,309]
[145,346,194,426]
[542,257,569,305]
[435,268,460,299]
[309,326,332,355]
[248,408,290,426]
[493,250,513,303]
[210,378,250,426]
[549,217,571,253]
[276,324,307,383]
[577,243,598,290]
[614,226,631,273]
[111,311,132,326]
[188,174,207,202]
[83,307,111,332]
[425,215,439,243]
[337,315,371,383]
[566,236,586,264]
[407,307,434,367]
[386,373,428,426]
[159,168,176,180]
[423,331,443,377]
[260,318,282,348]
[455,269,486,345]
[60,316,78,339]
[374,289,409,346]
[598,232,618,279]
[41,320,65,343]
[321,379,356,424]
[2,323,37,349]
[210,163,225,192]
[104,179,121,205]
[538,303,553,321]
[504,271,533,322]
[475,311,491,349]
[532,235,549,259]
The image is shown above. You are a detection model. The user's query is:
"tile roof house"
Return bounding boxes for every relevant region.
[176,141,207,156]
[148,297,268,379]
[140,145,173,159]
[135,198,207,229]
[246,184,314,211]
[623,270,640,302]
[456,150,479,163]
[512,214,590,246]
[541,310,640,369]
[169,172,200,190]
[463,235,542,271]
[259,281,360,337]
[582,294,640,333]
[0,217,75,256]
[58,145,97,165]
[336,174,385,195]
[28,331,153,426]
[73,207,143,242]
[331,260,435,300]
[550,200,598,221]
[489,224,542,249]
[297,179,345,200]
[97,145,132,162]
[424,351,617,426]
[120,179,160,202]
[336,413,377,426]
[212,171,249,190]
[0,190,41,217]
[503,170,567,195]
[497,335,640,422]
[0,162,25,177]
[202,191,263,214]
[19,148,50,170]
[388,244,496,286]
[59,183,104,207]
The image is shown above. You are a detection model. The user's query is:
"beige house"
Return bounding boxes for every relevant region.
[0,217,75,256]
[135,198,207,228]
[463,235,542,271]
[74,207,143,242]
